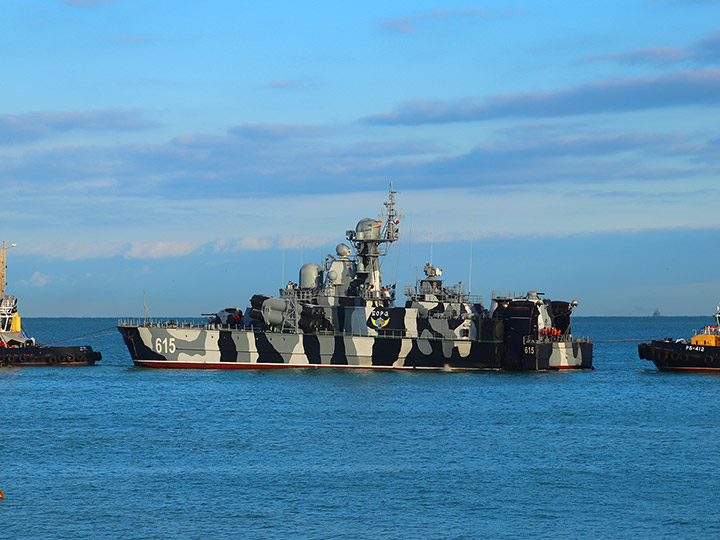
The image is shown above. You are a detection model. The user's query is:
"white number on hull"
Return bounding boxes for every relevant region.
[155,337,176,354]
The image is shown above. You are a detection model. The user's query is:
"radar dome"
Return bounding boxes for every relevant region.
[336,243,351,257]
[299,262,323,288]
[355,218,381,240]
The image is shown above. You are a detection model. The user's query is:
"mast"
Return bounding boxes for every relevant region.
[345,184,402,298]
[380,182,401,252]
[0,241,16,296]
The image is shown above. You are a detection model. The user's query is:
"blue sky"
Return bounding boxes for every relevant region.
[3,0,720,316]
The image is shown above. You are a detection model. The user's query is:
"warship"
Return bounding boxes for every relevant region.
[0,242,102,367]
[639,305,720,372]
[118,186,593,371]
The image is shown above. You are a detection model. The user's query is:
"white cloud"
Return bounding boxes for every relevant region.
[20,271,53,287]
[278,235,333,250]
[124,241,205,259]
[228,237,275,251]
[17,241,127,260]
[7,181,720,265]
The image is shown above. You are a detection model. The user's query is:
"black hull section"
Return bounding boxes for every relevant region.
[0,345,101,367]
[639,341,720,372]
[518,340,594,371]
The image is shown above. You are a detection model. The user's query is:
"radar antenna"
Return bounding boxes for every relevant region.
[379,182,402,255]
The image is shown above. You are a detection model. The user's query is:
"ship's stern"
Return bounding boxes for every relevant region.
[521,339,593,370]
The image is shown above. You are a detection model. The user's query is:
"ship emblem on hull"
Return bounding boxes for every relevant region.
[370,309,390,329]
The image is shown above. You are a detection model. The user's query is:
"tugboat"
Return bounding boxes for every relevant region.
[118,186,593,371]
[639,306,720,372]
[0,242,102,366]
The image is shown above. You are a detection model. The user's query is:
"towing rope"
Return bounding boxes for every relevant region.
[593,339,654,343]
[38,327,118,346]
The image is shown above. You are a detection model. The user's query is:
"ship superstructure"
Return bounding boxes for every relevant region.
[118,187,592,370]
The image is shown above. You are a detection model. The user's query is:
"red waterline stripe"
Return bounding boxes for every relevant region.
[134,361,588,371]
[135,361,411,370]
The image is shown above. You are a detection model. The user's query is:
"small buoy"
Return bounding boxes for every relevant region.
[0,489,4,499]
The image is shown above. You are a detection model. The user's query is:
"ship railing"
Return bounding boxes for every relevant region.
[404,284,483,305]
[696,325,720,336]
[524,334,590,344]
[406,292,484,305]
[415,311,476,321]
[117,318,500,342]
[492,290,526,300]
[268,327,453,340]
[294,328,488,342]
[118,318,257,330]
[118,318,205,328]
[281,288,317,302]
[280,286,394,302]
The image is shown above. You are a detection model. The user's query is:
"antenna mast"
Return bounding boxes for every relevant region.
[469,232,473,296]
[0,241,17,296]
[344,183,402,299]
[469,216,475,296]
[380,182,401,254]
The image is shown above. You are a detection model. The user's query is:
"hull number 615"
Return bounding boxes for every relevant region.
[155,337,176,354]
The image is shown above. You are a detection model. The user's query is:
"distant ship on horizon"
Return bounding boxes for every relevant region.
[652,308,661,317]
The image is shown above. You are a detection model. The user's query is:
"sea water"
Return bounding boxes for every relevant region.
[2,317,720,539]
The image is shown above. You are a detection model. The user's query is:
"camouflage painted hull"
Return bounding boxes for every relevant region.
[116,189,594,372]
[117,323,591,371]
